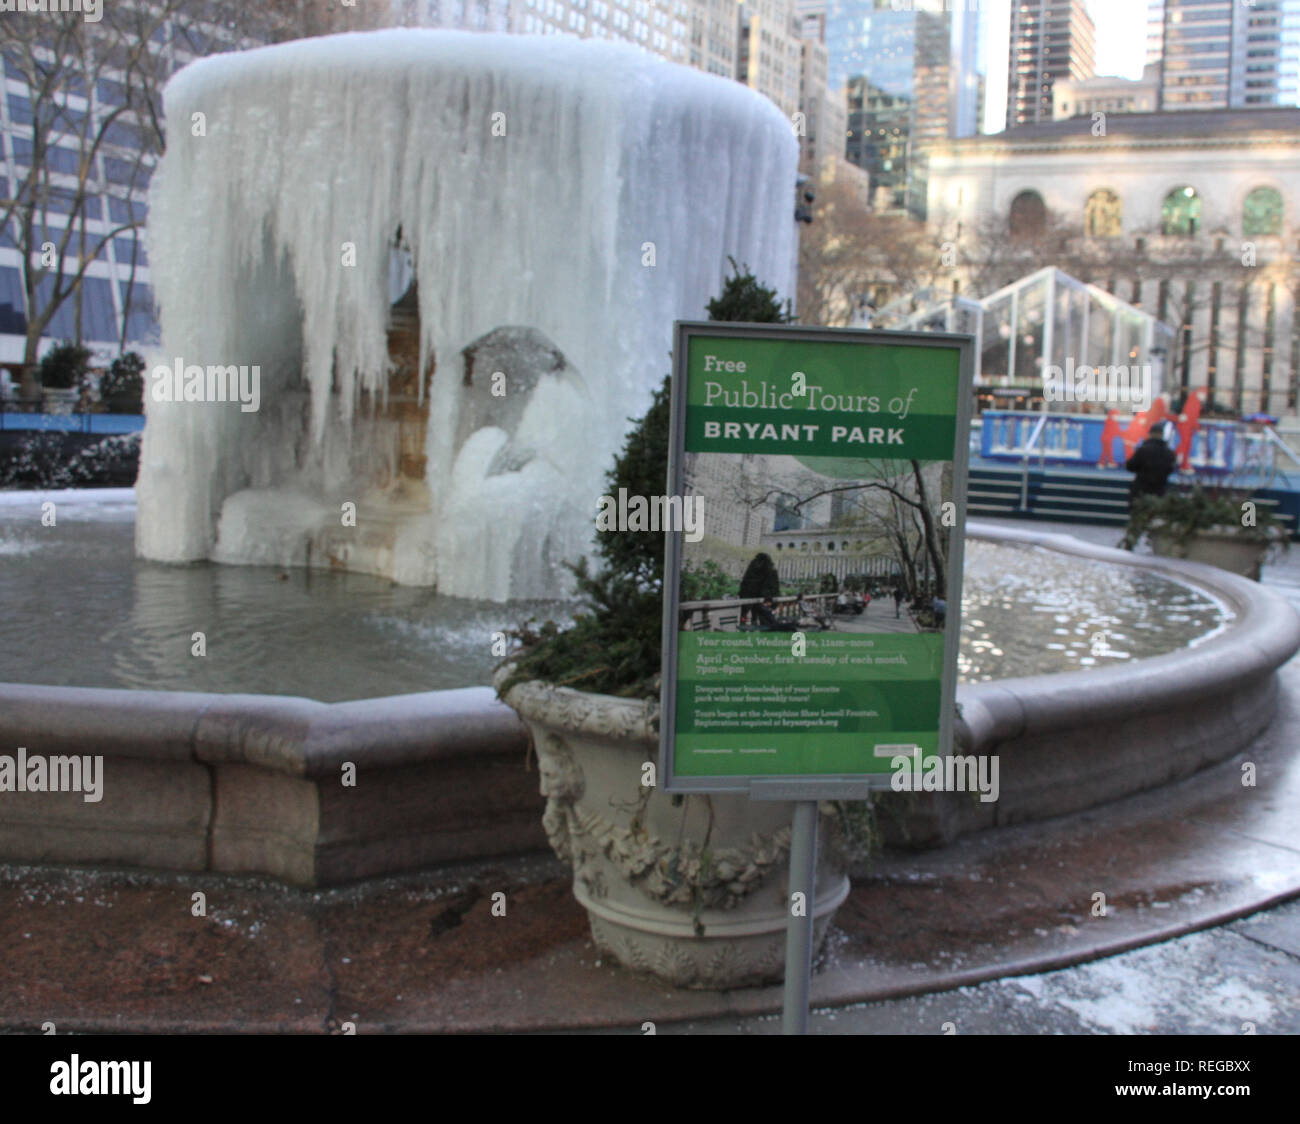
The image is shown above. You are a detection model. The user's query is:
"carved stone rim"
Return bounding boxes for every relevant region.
[495,665,658,747]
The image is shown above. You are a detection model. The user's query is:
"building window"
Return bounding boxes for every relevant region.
[1162,186,1201,236]
[1243,186,1283,238]
[1009,190,1046,240]
[1085,189,1122,238]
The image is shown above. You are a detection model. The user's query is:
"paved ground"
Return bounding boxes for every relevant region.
[829,597,926,634]
[658,900,1300,1035]
[1,515,1297,1035]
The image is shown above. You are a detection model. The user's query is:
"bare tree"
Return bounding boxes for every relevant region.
[1,1,390,397]
[722,457,948,595]
[956,208,1097,298]
[797,172,943,327]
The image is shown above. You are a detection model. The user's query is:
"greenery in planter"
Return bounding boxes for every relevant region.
[1120,483,1291,555]
[499,261,792,699]
[100,352,146,412]
[37,341,92,391]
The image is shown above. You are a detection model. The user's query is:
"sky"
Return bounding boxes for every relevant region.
[982,0,1150,133]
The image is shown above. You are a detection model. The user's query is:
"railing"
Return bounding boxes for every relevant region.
[1019,412,1047,511]
[980,409,1286,480]
[0,402,144,435]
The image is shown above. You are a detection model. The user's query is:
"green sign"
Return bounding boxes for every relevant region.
[660,323,974,796]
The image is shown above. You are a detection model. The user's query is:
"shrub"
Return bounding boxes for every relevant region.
[681,559,737,602]
[499,264,790,700]
[37,341,92,390]
[101,352,146,412]
[1121,484,1289,553]
[738,551,780,602]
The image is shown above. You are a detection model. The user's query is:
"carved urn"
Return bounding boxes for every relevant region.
[498,673,850,990]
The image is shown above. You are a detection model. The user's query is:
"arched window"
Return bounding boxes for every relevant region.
[1009,190,1046,240]
[1162,186,1201,236]
[1243,186,1283,237]
[1085,189,1122,237]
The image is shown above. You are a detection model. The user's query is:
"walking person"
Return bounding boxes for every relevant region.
[1124,425,1178,508]
[892,586,904,619]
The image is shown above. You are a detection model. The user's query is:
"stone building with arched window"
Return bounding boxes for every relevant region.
[925,107,1300,419]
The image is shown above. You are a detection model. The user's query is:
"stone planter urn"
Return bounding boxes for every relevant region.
[1149,523,1282,581]
[498,671,851,989]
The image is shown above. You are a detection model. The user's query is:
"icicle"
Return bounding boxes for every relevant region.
[137,30,797,601]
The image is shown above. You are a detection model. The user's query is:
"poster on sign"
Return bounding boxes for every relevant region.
[660,322,975,797]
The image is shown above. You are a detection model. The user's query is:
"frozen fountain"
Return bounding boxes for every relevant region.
[8,30,1299,897]
[135,30,798,601]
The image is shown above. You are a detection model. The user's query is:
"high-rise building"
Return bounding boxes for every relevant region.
[796,3,848,174]
[821,0,982,217]
[736,0,804,119]
[1147,0,1300,111]
[1005,0,1096,130]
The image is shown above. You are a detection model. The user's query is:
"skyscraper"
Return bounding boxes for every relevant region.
[821,0,982,216]
[1147,0,1300,111]
[1005,0,1096,129]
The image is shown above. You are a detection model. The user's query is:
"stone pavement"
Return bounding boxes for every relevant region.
[830,596,925,634]
[641,900,1300,1035]
[0,516,1297,1034]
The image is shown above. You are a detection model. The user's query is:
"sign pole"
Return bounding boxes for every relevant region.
[782,799,819,1035]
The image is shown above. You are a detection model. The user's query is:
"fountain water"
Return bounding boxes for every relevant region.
[136,30,798,600]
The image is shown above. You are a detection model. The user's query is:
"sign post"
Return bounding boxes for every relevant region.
[659,322,974,1032]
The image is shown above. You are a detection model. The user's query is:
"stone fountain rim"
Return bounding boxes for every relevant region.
[3,522,1297,775]
[498,519,1300,751]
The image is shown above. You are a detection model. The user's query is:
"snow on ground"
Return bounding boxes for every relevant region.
[0,488,136,521]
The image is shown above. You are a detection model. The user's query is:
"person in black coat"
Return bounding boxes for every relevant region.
[1125,429,1178,505]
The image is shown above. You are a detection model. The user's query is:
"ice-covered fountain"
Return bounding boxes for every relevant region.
[3,31,1299,897]
[135,30,797,601]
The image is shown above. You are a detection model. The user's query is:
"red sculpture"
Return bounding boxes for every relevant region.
[1173,388,1204,470]
[1098,409,1122,467]
[1120,408,1153,460]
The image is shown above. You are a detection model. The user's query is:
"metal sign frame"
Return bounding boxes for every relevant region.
[659,321,975,800]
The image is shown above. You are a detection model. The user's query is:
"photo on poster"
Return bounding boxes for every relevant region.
[678,453,952,638]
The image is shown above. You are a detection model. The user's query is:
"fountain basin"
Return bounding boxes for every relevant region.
[0,521,1296,884]
[891,523,1300,846]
